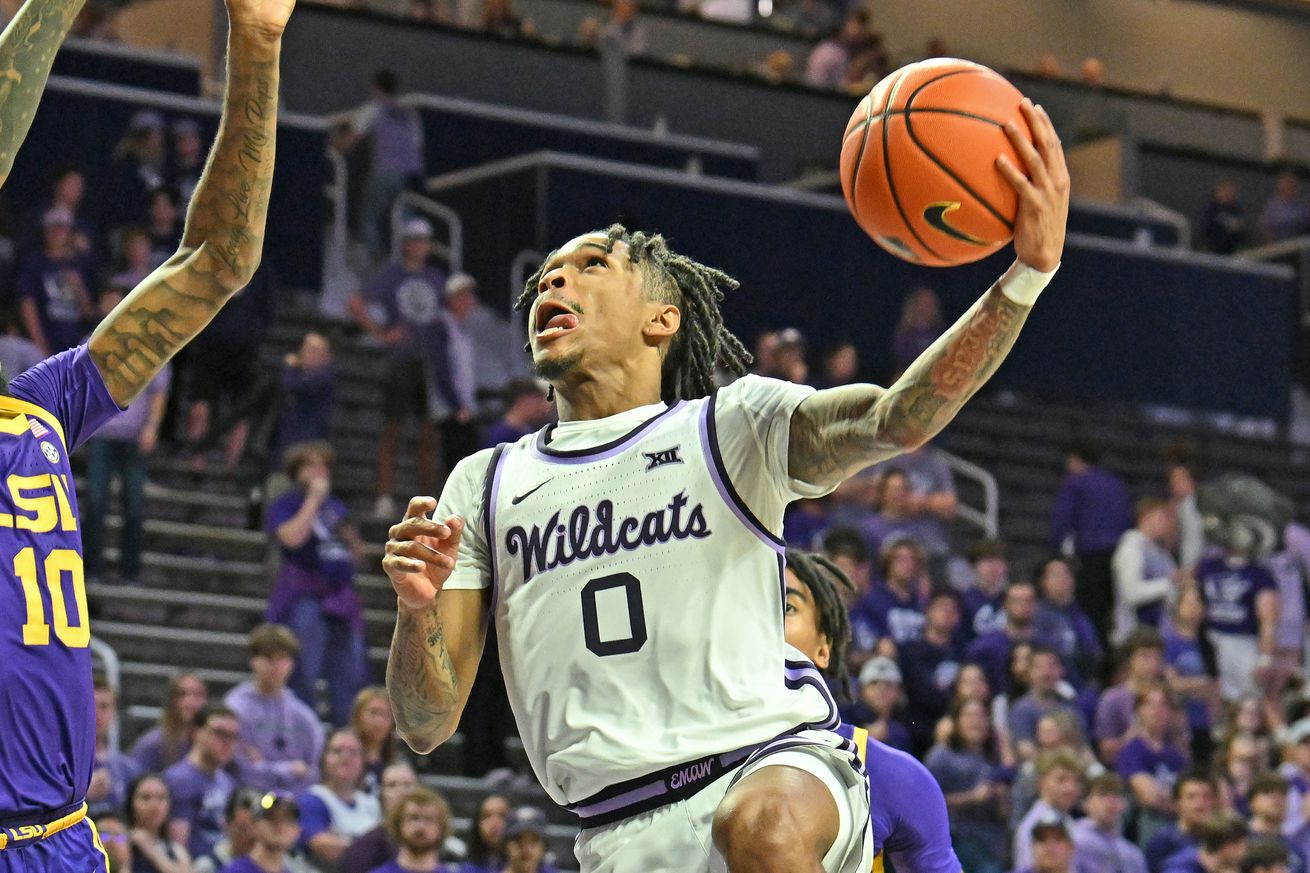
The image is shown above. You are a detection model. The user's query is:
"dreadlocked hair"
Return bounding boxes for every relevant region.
[784,547,856,701]
[516,224,752,403]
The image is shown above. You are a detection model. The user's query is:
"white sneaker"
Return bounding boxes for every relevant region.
[373,494,397,518]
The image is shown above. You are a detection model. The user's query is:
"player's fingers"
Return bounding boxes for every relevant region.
[996,153,1036,200]
[385,538,452,567]
[403,496,437,520]
[382,553,428,576]
[1035,103,1072,192]
[1003,111,1049,191]
[388,517,451,541]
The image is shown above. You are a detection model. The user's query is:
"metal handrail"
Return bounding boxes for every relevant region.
[390,192,464,274]
[89,635,121,757]
[937,448,999,539]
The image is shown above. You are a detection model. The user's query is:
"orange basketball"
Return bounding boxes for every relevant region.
[840,58,1032,267]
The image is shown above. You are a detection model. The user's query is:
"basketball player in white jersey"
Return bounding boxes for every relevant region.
[381,99,1069,873]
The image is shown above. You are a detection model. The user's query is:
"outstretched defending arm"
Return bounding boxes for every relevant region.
[788,99,1069,489]
[0,0,85,187]
[87,0,294,407]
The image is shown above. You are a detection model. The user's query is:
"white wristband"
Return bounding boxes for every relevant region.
[999,261,1059,307]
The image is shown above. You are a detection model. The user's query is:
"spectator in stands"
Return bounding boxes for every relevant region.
[350,686,399,788]
[167,118,205,207]
[1119,684,1191,845]
[96,810,133,873]
[1145,770,1220,873]
[1201,178,1251,255]
[925,699,1006,873]
[494,807,554,873]
[1218,731,1268,819]
[749,329,780,378]
[268,332,335,469]
[852,535,927,652]
[339,763,423,873]
[1023,814,1078,873]
[1009,645,1085,762]
[899,587,965,753]
[222,791,304,873]
[966,579,1042,697]
[1278,721,1310,852]
[89,676,139,820]
[437,273,499,460]
[1074,772,1149,873]
[845,655,912,751]
[367,787,455,873]
[479,0,535,37]
[482,379,551,447]
[756,49,798,85]
[804,10,869,89]
[1035,52,1063,78]
[600,0,646,55]
[1243,842,1294,873]
[1011,710,1102,821]
[1260,171,1310,245]
[1112,497,1181,645]
[342,69,426,260]
[111,226,165,292]
[574,16,601,48]
[861,469,951,564]
[132,673,209,775]
[1095,629,1183,763]
[1195,539,1279,702]
[1248,774,1305,873]
[225,624,325,793]
[266,443,369,723]
[1162,814,1248,873]
[872,443,957,561]
[145,187,182,262]
[891,285,944,380]
[763,326,807,383]
[164,704,240,860]
[107,110,167,228]
[1268,521,1310,699]
[126,773,192,873]
[82,287,170,585]
[1035,556,1102,688]
[963,538,1011,640]
[457,794,511,873]
[0,307,42,378]
[1221,698,1275,772]
[1052,437,1133,647]
[935,663,994,745]
[22,163,96,259]
[193,788,258,873]
[1164,588,1220,765]
[813,339,859,389]
[18,206,95,356]
[1015,750,1085,871]
[842,32,890,94]
[349,217,449,517]
[995,640,1035,766]
[300,730,382,868]
[1165,445,1206,571]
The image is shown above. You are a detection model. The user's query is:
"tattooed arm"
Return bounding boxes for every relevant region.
[789,100,1070,489]
[383,499,490,753]
[0,0,85,188]
[87,0,295,407]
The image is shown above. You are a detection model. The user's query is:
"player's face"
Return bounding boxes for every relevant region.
[381,765,419,812]
[506,832,545,872]
[131,777,172,830]
[528,235,677,387]
[782,569,830,670]
[400,802,444,853]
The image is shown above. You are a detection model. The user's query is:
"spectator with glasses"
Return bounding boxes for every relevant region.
[164,705,241,860]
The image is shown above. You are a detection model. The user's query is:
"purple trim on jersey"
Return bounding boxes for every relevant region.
[698,395,786,554]
[568,740,763,828]
[483,444,508,613]
[530,401,687,463]
[784,659,840,729]
[729,731,868,790]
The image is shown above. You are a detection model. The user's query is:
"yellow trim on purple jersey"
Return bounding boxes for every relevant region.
[0,395,67,449]
[0,802,87,850]
[85,812,111,872]
[848,727,885,873]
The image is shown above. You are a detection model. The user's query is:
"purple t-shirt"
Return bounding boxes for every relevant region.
[1050,466,1132,553]
[17,253,94,354]
[163,758,234,859]
[221,857,294,873]
[363,262,447,361]
[1116,736,1188,788]
[963,587,1006,640]
[368,861,454,873]
[856,583,926,647]
[264,490,362,627]
[1196,556,1277,637]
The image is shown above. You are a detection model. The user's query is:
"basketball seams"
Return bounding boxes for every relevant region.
[902,69,1017,232]
[841,108,1006,146]
[877,70,947,264]
[844,77,884,223]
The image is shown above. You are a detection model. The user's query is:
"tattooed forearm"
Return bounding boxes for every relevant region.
[88,30,281,407]
[0,0,84,187]
[789,283,1030,487]
[386,605,461,753]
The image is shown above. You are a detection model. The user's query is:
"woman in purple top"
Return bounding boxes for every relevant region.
[130,673,209,776]
[1162,588,1219,765]
[126,774,192,873]
[1116,684,1190,847]
[924,700,1007,873]
[456,795,510,873]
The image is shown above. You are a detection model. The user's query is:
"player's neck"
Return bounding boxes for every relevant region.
[554,366,663,422]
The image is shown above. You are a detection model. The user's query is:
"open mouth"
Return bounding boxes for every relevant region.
[534,299,580,340]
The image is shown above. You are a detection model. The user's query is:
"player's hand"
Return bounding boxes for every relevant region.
[306,476,330,502]
[383,497,464,612]
[997,99,1069,273]
[225,0,295,42]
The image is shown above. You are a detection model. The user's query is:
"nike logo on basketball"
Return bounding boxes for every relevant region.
[923,201,987,245]
[511,479,552,505]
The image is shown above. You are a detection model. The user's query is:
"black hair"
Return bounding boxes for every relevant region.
[1241,838,1290,873]
[820,526,868,564]
[517,224,751,403]
[1060,436,1102,465]
[784,547,855,698]
[374,68,400,95]
[466,793,511,864]
[125,772,171,837]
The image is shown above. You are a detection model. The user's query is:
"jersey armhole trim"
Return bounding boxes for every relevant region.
[483,443,508,613]
[0,395,67,448]
[699,392,785,553]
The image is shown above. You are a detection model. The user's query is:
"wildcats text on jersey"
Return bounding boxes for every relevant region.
[504,490,711,583]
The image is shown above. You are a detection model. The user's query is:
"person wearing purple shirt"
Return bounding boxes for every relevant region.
[1195,550,1278,701]
[1034,556,1102,689]
[890,285,944,380]
[266,442,368,725]
[17,207,96,357]
[1116,685,1190,847]
[966,580,1042,695]
[898,588,965,753]
[1050,438,1132,647]
[962,539,1010,641]
[1007,646,1086,762]
[224,624,325,794]
[481,379,553,448]
[855,536,928,650]
[271,332,335,467]
[219,791,303,873]
[860,470,952,561]
[165,705,241,860]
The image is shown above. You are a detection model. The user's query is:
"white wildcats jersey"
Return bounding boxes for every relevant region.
[473,389,837,806]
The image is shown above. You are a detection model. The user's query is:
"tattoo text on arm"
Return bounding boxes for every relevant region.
[386,605,460,752]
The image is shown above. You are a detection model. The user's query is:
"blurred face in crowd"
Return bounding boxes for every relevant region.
[130,776,171,833]
[399,800,445,854]
[973,554,1009,595]
[1176,778,1216,828]
[357,695,394,747]
[123,230,154,270]
[54,170,85,207]
[294,451,332,491]
[955,664,991,705]
[98,290,124,320]
[173,675,208,724]
[174,127,203,163]
[1276,172,1300,201]
[381,764,419,813]
[1226,734,1262,782]
[956,700,991,748]
[1142,505,1178,544]
[1036,715,1066,751]
[783,568,830,671]
[198,714,240,769]
[1005,584,1038,627]
[1169,464,1196,498]
[1010,643,1034,688]
[1208,838,1248,873]
[824,343,858,384]
[1235,698,1266,736]
[478,795,511,849]
[226,803,257,855]
[1031,831,1074,873]
[827,553,869,600]
[884,544,920,588]
[1084,787,1126,830]
[506,831,546,873]
[924,593,960,638]
[94,687,117,740]
[1127,646,1164,683]
[1028,651,1063,694]
[1287,735,1310,774]
[148,190,177,229]
[324,731,366,789]
[862,678,900,716]
[255,807,302,854]
[1038,559,1075,606]
[251,648,296,694]
[1252,787,1288,824]
[299,332,331,370]
[1137,688,1173,737]
[1040,766,1082,812]
[879,473,910,516]
[402,234,434,267]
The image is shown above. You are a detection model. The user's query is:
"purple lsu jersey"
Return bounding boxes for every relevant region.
[0,346,122,818]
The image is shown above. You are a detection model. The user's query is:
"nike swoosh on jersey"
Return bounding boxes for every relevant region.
[923,201,988,246]
[511,479,552,505]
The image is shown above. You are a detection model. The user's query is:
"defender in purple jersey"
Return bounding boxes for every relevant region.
[781,548,962,873]
[0,0,293,867]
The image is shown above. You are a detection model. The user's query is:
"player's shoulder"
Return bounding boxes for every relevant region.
[709,374,817,420]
